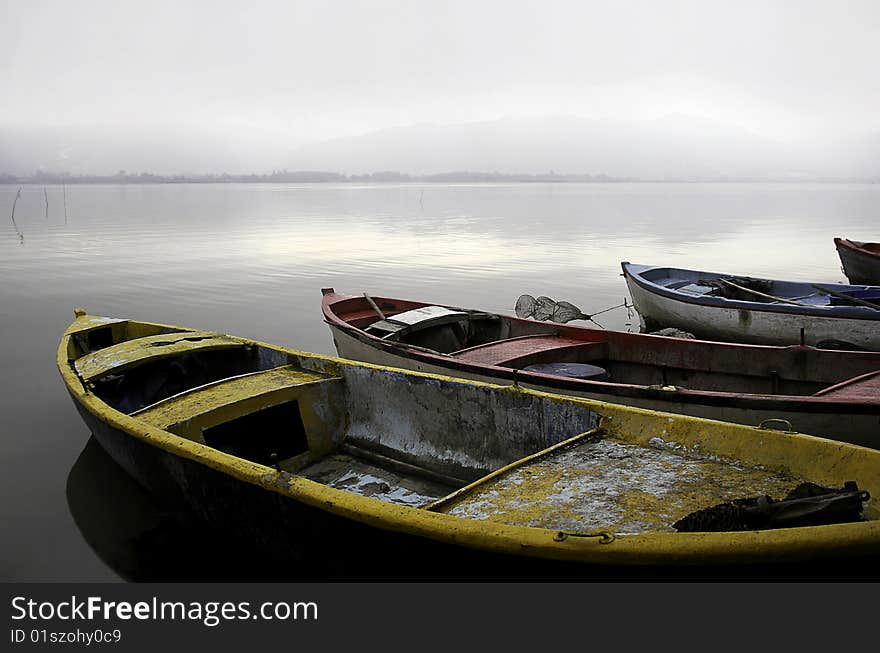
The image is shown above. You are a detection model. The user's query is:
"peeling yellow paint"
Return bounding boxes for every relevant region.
[75,330,245,381]
[135,365,338,432]
[443,436,809,534]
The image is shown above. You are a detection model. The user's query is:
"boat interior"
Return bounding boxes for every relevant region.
[65,316,878,534]
[632,265,880,308]
[66,317,597,507]
[333,297,880,398]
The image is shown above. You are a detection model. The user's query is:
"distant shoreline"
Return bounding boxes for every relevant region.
[2,171,878,185]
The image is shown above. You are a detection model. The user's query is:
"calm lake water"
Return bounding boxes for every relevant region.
[2,181,878,581]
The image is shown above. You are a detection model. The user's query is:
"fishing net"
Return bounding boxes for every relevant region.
[515,295,588,323]
[514,294,537,319]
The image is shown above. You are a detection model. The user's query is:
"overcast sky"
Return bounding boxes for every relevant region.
[3,1,880,162]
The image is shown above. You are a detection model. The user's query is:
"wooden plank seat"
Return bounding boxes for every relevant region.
[75,330,245,382]
[813,370,880,401]
[451,334,605,367]
[365,306,474,339]
[133,364,342,434]
[344,308,394,328]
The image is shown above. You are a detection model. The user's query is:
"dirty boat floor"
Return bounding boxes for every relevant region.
[297,453,459,508]
[442,437,810,534]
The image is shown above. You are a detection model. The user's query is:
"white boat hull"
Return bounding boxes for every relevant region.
[624,275,880,350]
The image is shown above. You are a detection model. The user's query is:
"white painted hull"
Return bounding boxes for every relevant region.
[625,276,880,349]
[328,324,880,446]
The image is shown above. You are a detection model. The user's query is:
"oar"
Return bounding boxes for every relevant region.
[363,292,386,319]
[718,279,812,307]
[812,284,880,310]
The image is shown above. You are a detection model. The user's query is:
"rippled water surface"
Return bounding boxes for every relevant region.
[2,181,878,580]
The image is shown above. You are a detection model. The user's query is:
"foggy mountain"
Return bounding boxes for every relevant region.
[286,115,880,180]
[2,116,879,180]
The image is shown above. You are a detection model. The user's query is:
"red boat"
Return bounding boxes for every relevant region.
[835,237,880,285]
[321,288,880,448]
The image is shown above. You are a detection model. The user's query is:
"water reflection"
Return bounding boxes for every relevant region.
[5,181,880,581]
[66,437,300,581]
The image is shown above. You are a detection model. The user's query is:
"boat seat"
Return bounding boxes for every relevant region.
[451,334,605,367]
[75,330,245,382]
[133,364,343,437]
[365,306,471,339]
[521,362,610,381]
[666,279,696,290]
[674,283,715,296]
[813,370,880,401]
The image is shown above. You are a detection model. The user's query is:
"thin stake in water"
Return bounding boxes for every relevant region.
[10,187,23,243]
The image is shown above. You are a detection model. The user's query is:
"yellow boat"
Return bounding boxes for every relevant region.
[58,310,880,568]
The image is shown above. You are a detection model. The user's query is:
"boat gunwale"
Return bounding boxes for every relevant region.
[59,313,880,566]
[835,237,880,261]
[321,291,880,412]
[835,237,880,286]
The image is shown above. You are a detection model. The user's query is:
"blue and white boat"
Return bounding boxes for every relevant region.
[621,262,880,350]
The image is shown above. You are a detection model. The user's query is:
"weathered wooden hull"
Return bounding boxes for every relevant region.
[322,291,880,446]
[328,323,880,447]
[622,262,880,350]
[71,386,880,569]
[57,312,880,566]
[625,271,880,348]
[836,237,880,285]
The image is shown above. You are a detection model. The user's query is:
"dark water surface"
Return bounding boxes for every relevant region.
[2,182,878,581]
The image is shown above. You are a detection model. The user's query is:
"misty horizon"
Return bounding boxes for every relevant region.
[4,2,880,180]
[2,113,880,182]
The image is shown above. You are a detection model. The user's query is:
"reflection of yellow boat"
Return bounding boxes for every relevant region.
[58,310,880,568]
[66,436,280,582]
